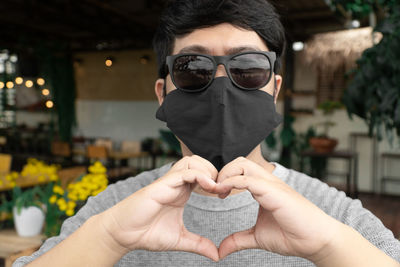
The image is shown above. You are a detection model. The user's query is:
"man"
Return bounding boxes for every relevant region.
[14,0,400,266]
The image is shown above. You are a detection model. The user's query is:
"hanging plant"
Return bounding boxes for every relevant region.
[331,0,400,142]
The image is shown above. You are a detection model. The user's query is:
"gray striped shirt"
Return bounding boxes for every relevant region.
[14,162,400,266]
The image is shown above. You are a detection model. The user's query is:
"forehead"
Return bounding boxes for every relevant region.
[172,23,269,55]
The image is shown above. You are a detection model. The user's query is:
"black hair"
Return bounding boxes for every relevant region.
[153,0,286,79]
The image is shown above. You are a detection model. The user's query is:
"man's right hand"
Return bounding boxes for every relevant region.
[99,155,220,261]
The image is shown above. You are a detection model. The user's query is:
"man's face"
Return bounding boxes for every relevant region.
[156,23,282,101]
[155,23,283,157]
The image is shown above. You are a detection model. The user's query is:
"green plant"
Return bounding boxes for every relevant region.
[331,0,400,142]
[0,159,108,237]
[316,101,344,137]
[159,129,182,156]
[12,186,45,214]
[265,132,277,150]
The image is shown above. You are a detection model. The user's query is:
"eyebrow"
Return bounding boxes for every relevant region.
[178,45,262,55]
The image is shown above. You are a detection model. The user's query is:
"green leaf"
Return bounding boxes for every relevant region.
[265,132,277,149]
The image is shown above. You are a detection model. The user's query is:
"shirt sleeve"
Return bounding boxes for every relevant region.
[12,167,162,267]
[286,168,400,263]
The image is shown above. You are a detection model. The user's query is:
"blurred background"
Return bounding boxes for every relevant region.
[0,0,399,264]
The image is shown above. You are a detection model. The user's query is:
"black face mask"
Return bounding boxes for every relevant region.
[156,77,282,170]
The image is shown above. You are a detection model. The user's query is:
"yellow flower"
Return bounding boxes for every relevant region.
[59,203,67,211]
[49,195,57,204]
[38,175,45,182]
[67,192,78,201]
[49,174,58,182]
[56,197,66,206]
[67,201,76,210]
[10,181,16,188]
[5,172,16,181]
[57,198,67,211]
[88,161,107,174]
[53,185,64,195]
[66,209,75,216]
[92,189,102,196]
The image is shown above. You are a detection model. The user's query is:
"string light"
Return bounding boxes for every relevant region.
[292,42,304,51]
[15,77,23,85]
[45,100,54,108]
[0,82,4,89]
[42,89,50,96]
[140,55,150,64]
[6,81,14,89]
[37,78,45,86]
[105,59,112,67]
[25,80,33,88]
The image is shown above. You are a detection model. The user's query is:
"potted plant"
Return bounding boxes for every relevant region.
[0,159,59,237]
[309,101,343,153]
[12,186,46,237]
[0,159,109,237]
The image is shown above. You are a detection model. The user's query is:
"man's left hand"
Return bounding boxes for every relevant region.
[215,157,342,262]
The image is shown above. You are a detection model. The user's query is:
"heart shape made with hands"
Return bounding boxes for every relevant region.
[152,156,336,263]
[166,156,276,262]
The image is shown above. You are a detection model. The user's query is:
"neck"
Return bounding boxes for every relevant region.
[180,144,275,197]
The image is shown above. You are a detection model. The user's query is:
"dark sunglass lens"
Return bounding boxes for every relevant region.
[229,54,271,89]
[172,55,214,91]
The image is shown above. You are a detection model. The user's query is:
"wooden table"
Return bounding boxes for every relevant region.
[72,148,149,159]
[380,152,400,194]
[73,148,155,169]
[0,229,45,267]
[0,174,51,192]
[300,149,359,198]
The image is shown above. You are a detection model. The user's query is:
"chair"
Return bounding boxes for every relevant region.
[51,141,71,157]
[121,141,141,154]
[86,145,108,160]
[0,136,6,153]
[0,154,12,174]
[380,152,400,194]
[58,166,87,189]
[94,138,113,153]
[51,141,73,167]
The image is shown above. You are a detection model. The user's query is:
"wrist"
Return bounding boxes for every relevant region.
[93,212,131,259]
[308,220,398,267]
[307,219,347,266]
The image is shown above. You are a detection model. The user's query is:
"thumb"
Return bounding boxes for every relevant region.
[218,227,258,260]
[175,229,220,262]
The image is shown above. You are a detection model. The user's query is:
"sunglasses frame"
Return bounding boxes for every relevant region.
[166,51,276,92]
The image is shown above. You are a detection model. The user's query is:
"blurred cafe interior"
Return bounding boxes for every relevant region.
[0,0,399,264]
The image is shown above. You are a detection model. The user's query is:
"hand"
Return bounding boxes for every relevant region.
[216,157,341,262]
[100,155,220,261]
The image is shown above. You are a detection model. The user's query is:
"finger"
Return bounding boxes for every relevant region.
[217,175,263,195]
[218,157,263,184]
[181,169,218,192]
[172,156,218,181]
[163,169,217,193]
[175,229,219,262]
[190,155,219,180]
[218,228,258,260]
[217,157,247,183]
[217,175,288,211]
[218,157,276,184]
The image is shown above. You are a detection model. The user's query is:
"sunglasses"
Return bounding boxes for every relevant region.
[166,51,276,92]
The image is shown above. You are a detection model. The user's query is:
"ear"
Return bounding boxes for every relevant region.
[155,78,165,105]
[274,74,283,104]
